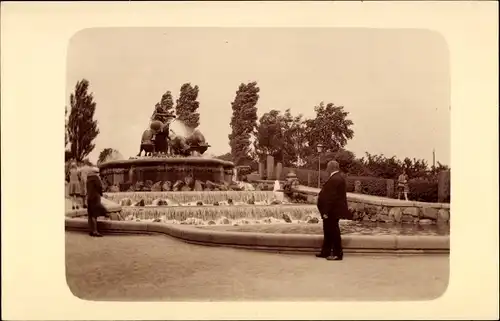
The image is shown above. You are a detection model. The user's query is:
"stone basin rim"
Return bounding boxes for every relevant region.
[98,157,235,169]
[64,218,450,254]
[120,204,318,208]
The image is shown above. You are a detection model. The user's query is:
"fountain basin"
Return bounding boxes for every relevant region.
[107,201,449,226]
[65,197,122,218]
[99,157,235,190]
[65,218,449,254]
[199,221,449,236]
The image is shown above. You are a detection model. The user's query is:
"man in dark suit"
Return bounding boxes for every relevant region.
[316,160,352,260]
[86,169,107,237]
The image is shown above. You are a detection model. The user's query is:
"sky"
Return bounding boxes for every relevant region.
[66,28,450,166]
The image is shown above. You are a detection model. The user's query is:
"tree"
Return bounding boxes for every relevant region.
[98,148,113,164]
[215,152,233,162]
[403,157,429,179]
[302,149,361,174]
[254,108,307,167]
[362,153,404,179]
[304,102,354,155]
[254,110,285,162]
[175,83,200,129]
[66,79,100,162]
[281,109,308,166]
[160,90,175,115]
[98,148,123,164]
[228,82,260,165]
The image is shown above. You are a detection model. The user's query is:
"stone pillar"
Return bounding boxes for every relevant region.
[258,162,265,179]
[112,169,119,186]
[137,167,144,182]
[266,155,274,180]
[225,170,233,184]
[233,167,238,182]
[438,170,451,203]
[219,167,225,183]
[117,169,125,185]
[275,162,283,181]
[386,179,395,198]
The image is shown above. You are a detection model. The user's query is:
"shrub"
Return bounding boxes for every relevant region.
[281,167,330,187]
[345,175,388,197]
[281,167,390,197]
[408,178,438,202]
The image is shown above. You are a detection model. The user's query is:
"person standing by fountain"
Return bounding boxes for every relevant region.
[68,161,82,210]
[86,168,107,237]
[397,169,409,201]
[316,160,351,261]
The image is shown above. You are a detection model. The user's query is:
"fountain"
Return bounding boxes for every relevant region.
[99,115,235,192]
[90,108,449,237]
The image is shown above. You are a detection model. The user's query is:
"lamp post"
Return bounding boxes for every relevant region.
[316,143,324,188]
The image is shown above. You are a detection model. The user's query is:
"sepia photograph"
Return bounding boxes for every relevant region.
[2,1,498,319]
[64,27,452,301]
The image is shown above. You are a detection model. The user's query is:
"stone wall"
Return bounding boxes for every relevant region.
[347,201,450,225]
[300,188,450,226]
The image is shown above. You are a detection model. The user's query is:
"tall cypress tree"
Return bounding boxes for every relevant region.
[175,83,200,129]
[160,90,174,115]
[66,79,100,162]
[228,81,260,165]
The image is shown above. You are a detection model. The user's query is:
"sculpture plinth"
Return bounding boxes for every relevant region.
[99,157,235,192]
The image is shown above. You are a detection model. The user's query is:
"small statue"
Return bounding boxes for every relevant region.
[151,181,162,192]
[162,181,172,191]
[184,175,194,189]
[193,180,204,191]
[172,180,184,191]
[134,181,144,191]
[144,180,153,190]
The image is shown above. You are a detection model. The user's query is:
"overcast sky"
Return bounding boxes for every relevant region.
[66,27,450,166]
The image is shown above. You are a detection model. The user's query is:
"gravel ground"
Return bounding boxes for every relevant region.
[66,232,449,301]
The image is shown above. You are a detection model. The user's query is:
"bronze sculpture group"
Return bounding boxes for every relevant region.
[138,105,210,157]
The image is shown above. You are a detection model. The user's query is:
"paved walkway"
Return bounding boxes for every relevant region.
[66,232,449,301]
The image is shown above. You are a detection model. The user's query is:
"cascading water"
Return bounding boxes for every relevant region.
[124,204,320,222]
[273,180,285,202]
[104,191,276,205]
[169,119,190,139]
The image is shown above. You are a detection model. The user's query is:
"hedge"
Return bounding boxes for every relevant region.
[281,167,330,187]
[345,175,388,197]
[408,178,439,203]
[279,167,389,197]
